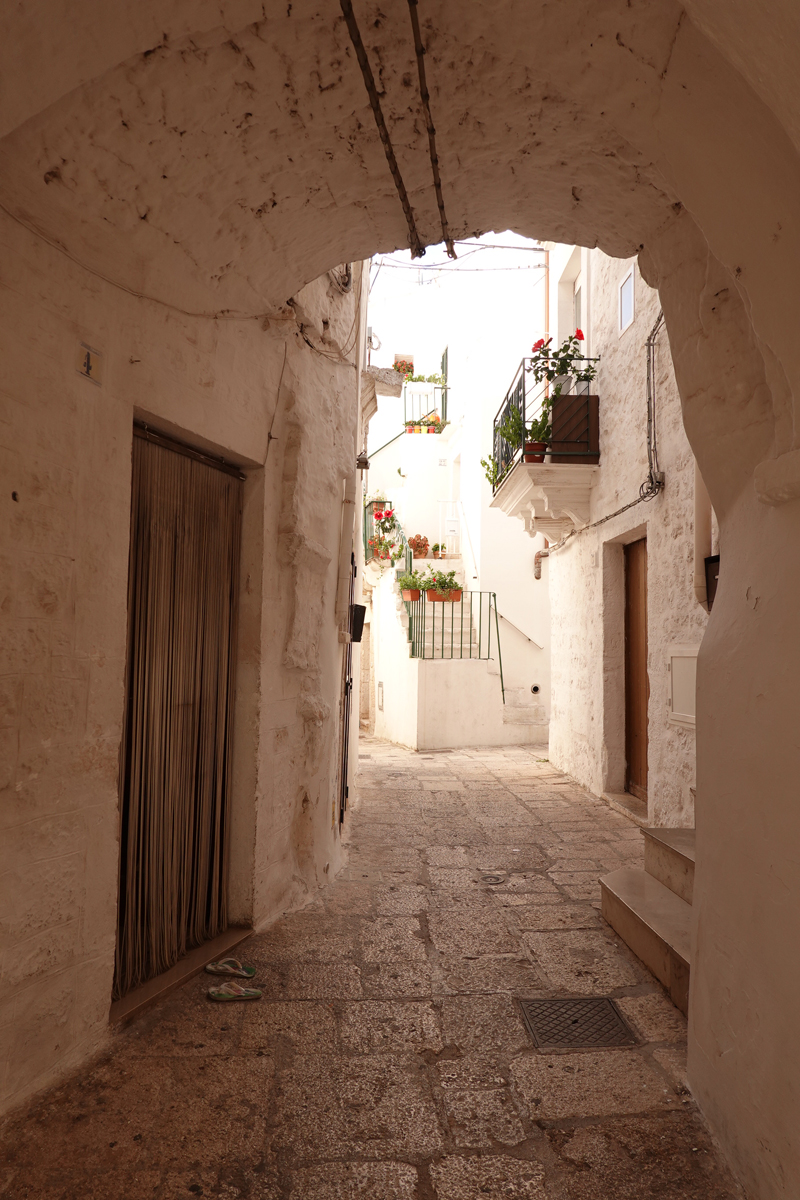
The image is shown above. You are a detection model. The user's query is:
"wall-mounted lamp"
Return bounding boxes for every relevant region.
[356,453,370,470]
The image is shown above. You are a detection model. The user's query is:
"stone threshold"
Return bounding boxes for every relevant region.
[109,925,253,1026]
[602,790,648,826]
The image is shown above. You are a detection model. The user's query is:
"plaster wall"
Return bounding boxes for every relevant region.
[547,249,708,826]
[0,210,366,1115]
[368,391,551,717]
[5,0,800,1190]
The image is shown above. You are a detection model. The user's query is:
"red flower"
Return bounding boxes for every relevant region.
[575,329,585,341]
[532,338,545,351]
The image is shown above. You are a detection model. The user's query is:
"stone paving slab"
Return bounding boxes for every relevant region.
[0,740,745,1199]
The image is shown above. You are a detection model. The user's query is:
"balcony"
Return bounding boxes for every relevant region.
[488,358,600,540]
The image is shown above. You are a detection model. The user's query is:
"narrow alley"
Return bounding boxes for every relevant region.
[1,742,740,1199]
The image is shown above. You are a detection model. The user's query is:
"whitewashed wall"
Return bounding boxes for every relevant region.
[0,211,366,1115]
[547,246,708,826]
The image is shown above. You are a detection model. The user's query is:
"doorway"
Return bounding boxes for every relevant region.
[624,537,649,803]
[114,427,243,999]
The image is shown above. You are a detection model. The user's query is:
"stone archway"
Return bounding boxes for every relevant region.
[2,4,800,1195]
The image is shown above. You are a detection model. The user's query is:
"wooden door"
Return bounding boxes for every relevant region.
[624,538,649,802]
[115,428,243,998]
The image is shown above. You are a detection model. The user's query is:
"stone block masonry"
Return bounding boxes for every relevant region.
[0,742,743,1199]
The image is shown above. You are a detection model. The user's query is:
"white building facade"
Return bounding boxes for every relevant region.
[492,243,711,828]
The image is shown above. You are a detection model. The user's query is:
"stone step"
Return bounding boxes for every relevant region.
[502,705,546,725]
[644,827,695,904]
[600,867,691,1015]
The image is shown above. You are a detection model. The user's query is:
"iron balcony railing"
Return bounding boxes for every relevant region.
[403,382,448,426]
[491,358,600,493]
[402,589,505,702]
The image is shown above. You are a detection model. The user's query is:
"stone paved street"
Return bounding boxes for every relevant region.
[0,741,743,1199]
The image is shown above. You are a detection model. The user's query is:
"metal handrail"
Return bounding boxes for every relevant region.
[496,610,543,650]
[401,589,505,702]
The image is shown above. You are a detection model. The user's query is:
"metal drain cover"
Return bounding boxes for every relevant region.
[518,998,636,1050]
[481,873,505,885]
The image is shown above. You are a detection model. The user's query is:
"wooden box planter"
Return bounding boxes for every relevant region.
[402,588,421,601]
[426,589,463,602]
[549,394,600,464]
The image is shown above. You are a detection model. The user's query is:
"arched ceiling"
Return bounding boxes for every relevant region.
[0,1,689,314]
[0,0,799,404]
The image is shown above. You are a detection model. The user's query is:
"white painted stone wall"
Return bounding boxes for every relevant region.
[546,246,708,826]
[0,210,367,1116]
[366,378,551,739]
[5,3,800,1190]
[369,567,544,749]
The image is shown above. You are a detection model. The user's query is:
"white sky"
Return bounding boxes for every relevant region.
[366,230,548,448]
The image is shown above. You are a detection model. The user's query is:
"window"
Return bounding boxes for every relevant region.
[619,269,634,333]
[573,285,582,335]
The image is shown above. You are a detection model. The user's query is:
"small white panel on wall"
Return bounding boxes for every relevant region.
[667,643,700,727]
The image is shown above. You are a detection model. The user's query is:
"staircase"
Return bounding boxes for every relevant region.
[600,827,695,1015]
[397,598,482,660]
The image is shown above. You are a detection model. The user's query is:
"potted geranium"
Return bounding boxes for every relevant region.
[422,569,462,602]
[408,534,429,559]
[397,569,424,601]
[528,330,598,395]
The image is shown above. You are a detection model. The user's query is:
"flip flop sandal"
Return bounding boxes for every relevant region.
[204,957,256,979]
[207,982,262,1002]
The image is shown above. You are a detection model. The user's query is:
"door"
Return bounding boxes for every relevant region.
[624,538,649,802]
[114,428,243,999]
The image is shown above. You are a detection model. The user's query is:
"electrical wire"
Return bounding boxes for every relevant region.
[375,261,548,273]
[548,309,666,555]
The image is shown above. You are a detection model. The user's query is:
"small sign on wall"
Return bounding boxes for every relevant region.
[76,341,103,386]
[667,643,700,728]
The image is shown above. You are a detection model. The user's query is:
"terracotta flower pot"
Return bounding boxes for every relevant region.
[427,426,436,434]
[426,590,448,602]
[406,425,414,434]
[401,588,421,602]
[432,550,440,559]
[523,440,547,463]
[448,589,463,602]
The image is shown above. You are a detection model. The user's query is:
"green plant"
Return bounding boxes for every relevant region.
[397,569,424,592]
[497,405,525,449]
[406,371,446,386]
[527,400,552,443]
[432,543,440,553]
[422,568,460,594]
[408,534,429,557]
[481,455,501,487]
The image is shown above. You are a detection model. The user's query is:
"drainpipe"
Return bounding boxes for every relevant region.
[694,458,712,611]
[534,547,549,579]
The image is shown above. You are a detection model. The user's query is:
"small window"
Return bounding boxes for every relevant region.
[574,285,582,336]
[619,269,634,333]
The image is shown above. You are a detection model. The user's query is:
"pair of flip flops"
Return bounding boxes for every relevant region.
[205,957,261,1001]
